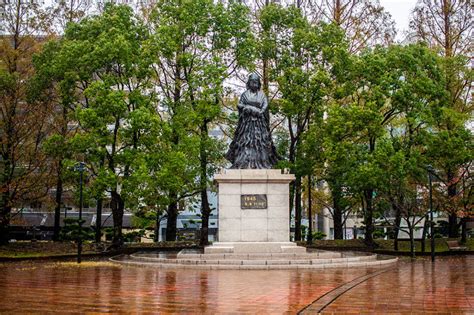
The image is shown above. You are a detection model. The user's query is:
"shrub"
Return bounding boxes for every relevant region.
[60,218,94,241]
[312,231,326,240]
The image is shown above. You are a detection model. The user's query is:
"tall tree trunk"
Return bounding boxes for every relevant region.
[294,175,302,241]
[154,212,160,243]
[421,214,429,253]
[333,207,343,240]
[95,155,105,243]
[331,184,344,240]
[262,0,270,95]
[0,123,14,245]
[200,192,210,246]
[409,223,415,259]
[307,175,313,244]
[393,207,401,251]
[165,51,182,243]
[53,106,68,241]
[166,193,178,241]
[262,59,269,96]
[448,213,459,238]
[447,169,459,237]
[460,217,467,243]
[0,193,11,245]
[364,189,374,247]
[288,138,296,237]
[0,148,12,244]
[443,0,459,239]
[443,0,452,58]
[110,190,124,247]
[333,0,342,25]
[95,197,103,243]
[199,121,211,246]
[289,181,295,234]
[364,138,376,246]
[53,160,63,241]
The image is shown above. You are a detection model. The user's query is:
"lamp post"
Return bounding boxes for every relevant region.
[75,162,86,264]
[427,165,435,262]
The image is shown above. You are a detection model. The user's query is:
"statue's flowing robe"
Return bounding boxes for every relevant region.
[226,90,279,169]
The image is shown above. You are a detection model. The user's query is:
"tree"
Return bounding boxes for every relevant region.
[322,46,409,246]
[40,4,155,247]
[410,0,471,57]
[372,44,446,253]
[0,0,53,244]
[276,18,349,241]
[261,3,309,241]
[308,0,396,53]
[411,0,473,237]
[32,0,90,241]
[49,0,90,34]
[324,44,458,249]
[297,0,395,240]
[148,0,254,242]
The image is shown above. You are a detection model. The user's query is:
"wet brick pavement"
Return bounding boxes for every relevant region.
[0,256,471,314]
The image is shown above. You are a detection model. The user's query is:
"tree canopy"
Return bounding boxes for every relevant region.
[0,0,471,247]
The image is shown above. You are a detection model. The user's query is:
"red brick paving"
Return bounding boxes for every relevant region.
[322,256,474,314]
[0,263,370,313]
[0,256,472,314]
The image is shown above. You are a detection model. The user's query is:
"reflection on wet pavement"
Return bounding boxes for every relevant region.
[0,256,471,314]
[324,256,474,313]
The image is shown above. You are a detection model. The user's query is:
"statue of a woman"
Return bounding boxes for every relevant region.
[226,73,279,169]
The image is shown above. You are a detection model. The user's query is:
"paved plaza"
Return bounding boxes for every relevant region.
[0,255,472,314]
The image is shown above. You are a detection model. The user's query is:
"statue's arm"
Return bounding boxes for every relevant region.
[237,93,247,111]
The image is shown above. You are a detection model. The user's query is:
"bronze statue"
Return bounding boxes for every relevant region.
[226,73,279,169]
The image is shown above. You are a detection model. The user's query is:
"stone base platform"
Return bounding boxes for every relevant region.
[110,250,398,270]
[204,242,306,254]
[215,169,294,243]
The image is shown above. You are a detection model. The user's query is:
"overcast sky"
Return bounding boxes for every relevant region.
[379,0,418,40]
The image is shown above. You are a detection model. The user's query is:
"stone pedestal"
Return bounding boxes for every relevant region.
[205,169,306,254]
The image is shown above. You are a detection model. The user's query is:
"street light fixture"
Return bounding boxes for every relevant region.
[74,162,86,264]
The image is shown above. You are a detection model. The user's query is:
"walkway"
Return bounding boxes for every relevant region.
[0,256,472,313]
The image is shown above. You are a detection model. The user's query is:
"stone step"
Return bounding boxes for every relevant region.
[128,253,378,265]
[134,252,343,261]
[110,254,398,270]
[178,252,342,259]
[204,242,307,254]
[177,250,347,259]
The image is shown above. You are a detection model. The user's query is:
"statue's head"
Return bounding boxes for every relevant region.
[246,73,261,91]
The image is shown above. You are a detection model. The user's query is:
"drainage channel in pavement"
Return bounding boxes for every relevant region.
[298,266,397,314]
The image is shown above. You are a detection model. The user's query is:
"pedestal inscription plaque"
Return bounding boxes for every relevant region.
[241,194,267,209]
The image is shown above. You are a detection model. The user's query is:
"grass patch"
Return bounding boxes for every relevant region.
[299,239,368,248]
[0,240,200,259]
[300,238,474,253]
[0,241,98,258]
[45,261,119,268]
[126,241,199,248]
[374,239,449,252]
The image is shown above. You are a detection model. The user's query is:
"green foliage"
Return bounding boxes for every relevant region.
[132,211,157,230]
[60,218,94,241]
[17,1,472,247]
[312,231,327,240]
[123,230,146,243]
[372,229,386,239]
